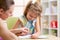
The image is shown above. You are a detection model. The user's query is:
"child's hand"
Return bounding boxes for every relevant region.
[31,33,39,39]
[15,27,29,36]
[20,27,29,36]
[20,27,29,33]
[20,32,27,36]
[11,27,29,35]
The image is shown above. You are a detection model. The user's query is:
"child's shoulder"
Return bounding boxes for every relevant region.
[18,15,27,26]
[19,15,25,19]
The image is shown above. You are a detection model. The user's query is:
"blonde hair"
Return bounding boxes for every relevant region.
[24,1,42,17]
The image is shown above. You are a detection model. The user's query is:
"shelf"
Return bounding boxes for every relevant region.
[49,0,57,2]
[50,28,58,30]
[42,2,49,14]
[43,27,58,30]
[41,16,49,29]
[41,0,48,3]
[50,15,57,20]
[43,27,49,29]
[50,0,57,14]
[51,30,57,36]
[42,29,49,35]
[49,14,58,15]
[41,13,58,16]
[41,0,59,37]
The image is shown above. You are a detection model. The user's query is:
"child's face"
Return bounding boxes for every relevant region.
[0,5,14,20]
[26,10,38,21]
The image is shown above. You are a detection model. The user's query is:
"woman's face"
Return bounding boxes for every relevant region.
[0,5,14,20]
[26,10,38,21]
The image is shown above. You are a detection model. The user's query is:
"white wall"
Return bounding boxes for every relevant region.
[12,0,30,17]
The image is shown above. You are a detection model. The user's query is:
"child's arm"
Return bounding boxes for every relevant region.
[31,16,41,39]
[10,27,29,36]
[12,19,24,29]
[0,19,18,40]
[12,19,29,36]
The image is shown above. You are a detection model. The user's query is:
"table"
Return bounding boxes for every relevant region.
[18,35,60,40]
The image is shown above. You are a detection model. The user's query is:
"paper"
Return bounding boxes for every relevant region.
[38,35,48,39]
[18,35,48,39]
[18,35,31,38]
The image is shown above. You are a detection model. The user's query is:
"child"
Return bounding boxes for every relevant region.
[0,0,28,40]
[13,1,42,39]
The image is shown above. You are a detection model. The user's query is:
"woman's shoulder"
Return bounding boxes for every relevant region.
[0,18,3,28]
[0,18,2,20]
[0,18,3,23]
[0,18,7,29]
[0,18,7,25]
[0,18,6,22]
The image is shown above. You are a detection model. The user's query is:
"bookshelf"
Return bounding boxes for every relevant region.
[40,0,59,37]
[58,0,60,38]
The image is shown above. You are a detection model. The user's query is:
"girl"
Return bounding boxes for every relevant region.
[13,1,42,39]
[0,0,28,40]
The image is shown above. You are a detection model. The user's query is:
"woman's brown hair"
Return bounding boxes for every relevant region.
[0,0,14,11]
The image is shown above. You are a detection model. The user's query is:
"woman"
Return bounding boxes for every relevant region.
[0,0,28,40]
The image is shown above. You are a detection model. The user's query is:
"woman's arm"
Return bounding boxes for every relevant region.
[0,19,18,40]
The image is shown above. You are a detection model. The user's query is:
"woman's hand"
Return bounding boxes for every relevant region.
[10,27,29,36]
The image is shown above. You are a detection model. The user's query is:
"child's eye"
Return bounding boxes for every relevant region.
[30,15,36,19]
[30,15,32,17]
[30,15,33,18]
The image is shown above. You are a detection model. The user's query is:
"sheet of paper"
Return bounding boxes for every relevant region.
[18,35,48,39]
[38,35,48,39]
[18,35,31,38]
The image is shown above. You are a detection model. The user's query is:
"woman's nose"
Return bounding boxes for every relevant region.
[9,14,13,16]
